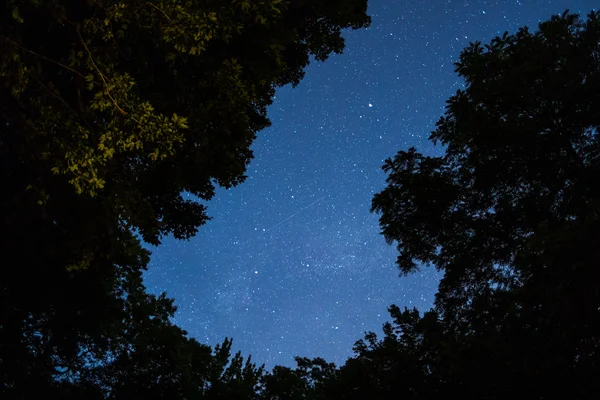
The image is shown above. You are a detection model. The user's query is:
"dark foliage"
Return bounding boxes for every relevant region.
[365,9,600,399]
[0,0,369,397]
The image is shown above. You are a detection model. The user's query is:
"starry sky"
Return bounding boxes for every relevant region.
[143,0,598,368]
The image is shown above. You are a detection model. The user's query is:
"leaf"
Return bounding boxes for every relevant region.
[11,6,24,23]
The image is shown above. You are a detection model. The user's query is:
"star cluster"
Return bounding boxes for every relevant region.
[144,0,598,368]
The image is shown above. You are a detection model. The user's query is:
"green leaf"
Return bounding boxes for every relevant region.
[11,6,24,23]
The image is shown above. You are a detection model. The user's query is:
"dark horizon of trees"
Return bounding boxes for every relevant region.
[2,1,600,398]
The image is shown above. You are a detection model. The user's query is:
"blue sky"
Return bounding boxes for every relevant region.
[143,0,598,368]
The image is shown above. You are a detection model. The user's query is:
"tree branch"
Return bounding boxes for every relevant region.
[147,2,172,21]
[1,35,86,79]
[76,29,137,121]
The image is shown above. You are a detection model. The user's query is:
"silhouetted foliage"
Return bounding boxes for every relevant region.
[366,9,600,399]
[261,357,337,400]
[0,0,370,397]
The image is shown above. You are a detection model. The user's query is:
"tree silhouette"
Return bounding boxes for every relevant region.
[0,0,370,397]
[261,357,337,400]
[366,10,600,399]
[2,0,370,247]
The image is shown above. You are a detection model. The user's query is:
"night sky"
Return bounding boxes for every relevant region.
[144,0,598,368]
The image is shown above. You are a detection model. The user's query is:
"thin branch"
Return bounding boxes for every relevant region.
[147,2,172,21]
[111,30,130,62]
[1,35,86,79]
[37,78,95,131]
[36,79,78,117]
[76,29,138,122]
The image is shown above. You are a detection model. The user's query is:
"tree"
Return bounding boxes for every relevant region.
[0,0,370,396]
[370,10,600,398]
[326,307,448,400]
[0,222,266,399]
[1,0,370,248]
[261,357,337,400]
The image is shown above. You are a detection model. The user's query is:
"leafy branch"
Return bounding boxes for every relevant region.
[1,35,86,79]
[76,29,139,122]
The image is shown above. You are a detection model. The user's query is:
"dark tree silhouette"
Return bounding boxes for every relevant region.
[2,0,370,247]
[0,0,370,397]
[261,357,337,400]
[365,10,600,399]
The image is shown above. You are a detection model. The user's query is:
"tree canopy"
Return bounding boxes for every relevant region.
[372,9,600,308]
[0,0,370,397]
[367,9,600,399]
[2,0,370,247]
